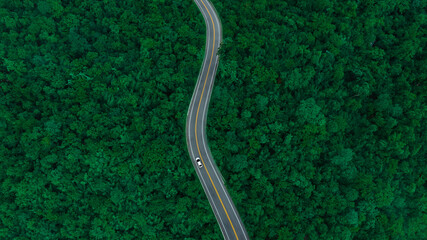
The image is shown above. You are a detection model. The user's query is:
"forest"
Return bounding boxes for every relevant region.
[0,0,426,239]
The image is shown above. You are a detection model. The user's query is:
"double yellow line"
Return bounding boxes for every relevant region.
[194,0,239,239]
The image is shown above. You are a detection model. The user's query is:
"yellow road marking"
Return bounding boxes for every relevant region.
[195,0,239,239]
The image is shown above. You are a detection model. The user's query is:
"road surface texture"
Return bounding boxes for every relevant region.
[185,0,250,239]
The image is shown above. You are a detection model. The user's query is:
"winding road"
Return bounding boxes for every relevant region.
[185,0,249,239]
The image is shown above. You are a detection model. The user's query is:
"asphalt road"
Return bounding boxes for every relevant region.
[185,0,250,239]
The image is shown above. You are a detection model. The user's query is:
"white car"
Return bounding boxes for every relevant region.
[195,157,203,168]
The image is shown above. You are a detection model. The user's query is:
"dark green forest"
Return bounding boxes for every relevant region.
[0,0,426,239]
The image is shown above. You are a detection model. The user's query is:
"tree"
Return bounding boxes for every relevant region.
[296,98,326,126]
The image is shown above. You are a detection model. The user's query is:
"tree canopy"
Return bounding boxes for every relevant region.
[1,0,426,239]
[209,0,426,239]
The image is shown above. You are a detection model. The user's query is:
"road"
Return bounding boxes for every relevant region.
[185,0,250,239]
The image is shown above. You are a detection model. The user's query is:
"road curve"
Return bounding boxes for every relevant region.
[186,0,250,239]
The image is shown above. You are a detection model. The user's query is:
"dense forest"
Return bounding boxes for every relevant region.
[0,0,426,239]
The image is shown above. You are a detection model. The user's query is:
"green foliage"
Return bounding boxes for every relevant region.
[296,98,326,126]
[1,0,426,239]
[331,148,354,166]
